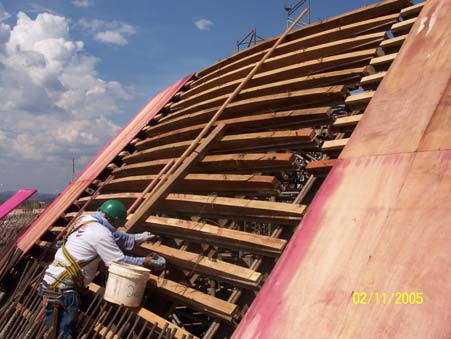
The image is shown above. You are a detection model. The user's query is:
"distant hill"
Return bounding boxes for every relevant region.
[0,191,58,204]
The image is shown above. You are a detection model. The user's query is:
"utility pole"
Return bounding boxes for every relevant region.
[72,158,75,182]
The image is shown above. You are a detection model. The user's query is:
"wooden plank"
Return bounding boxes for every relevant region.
[305,159,337,175]
[76,193,306,224]
[360,71,386,88]
[379,34,407,52]
[332,114,363,129]
[196,5,405,79]
[125,129,317,164]
[172,68,366,113]
[162,85,347,129]
[321,138,349,152]
[148,102,332,137]
[147,273,238,322]
[369,53,397,67]
[144,216,287,256]
[126,124,226,230]
[400,1,424,19]
[175,32,384,106]
[113,152,298,178]
[391,17,416,35]
[171,49,374,114]
[87,283,196,339]
[137,243,262,288]
[345,91,374,107]
[139,107,331,149]
[103,173,281,193]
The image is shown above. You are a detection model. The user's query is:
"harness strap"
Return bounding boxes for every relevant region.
[50,219,98,289]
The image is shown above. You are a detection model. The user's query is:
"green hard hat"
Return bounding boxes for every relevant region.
[98,199,127,225]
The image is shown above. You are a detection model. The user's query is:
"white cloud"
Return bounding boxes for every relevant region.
[77,18,136,45]
[0,3,10,21]
[0,11,133,192]
[72,0,94,8]
[194,19,213,31]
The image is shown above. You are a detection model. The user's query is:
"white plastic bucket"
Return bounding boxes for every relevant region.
[104,262,150,307]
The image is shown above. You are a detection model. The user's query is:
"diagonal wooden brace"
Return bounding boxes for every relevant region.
[125,123,226,231]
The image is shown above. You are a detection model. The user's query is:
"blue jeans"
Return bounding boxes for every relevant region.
[40,284,79,339]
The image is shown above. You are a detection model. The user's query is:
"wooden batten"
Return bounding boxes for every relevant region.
[160,85,347,130]
[158,194,306,224]
[147,273,238,322]
[138,243,262,288]
[139,107,332,149]
[321,138,349,152]
[195,7,404,80]
[345,91,375,108]
[306,159,337,175]
[113,152,299,178]
[75,193,306,224]
[369,53,397,68]
[379,34,407,53]
[391,17,416,35]
[103,173,281,194]
[400,1,424,19]
[177,32,385,104]
[332,114,363,129]
[360,72,387,89]
[144,216,287,256]
[171,68,366,112]
[169,50,374,113]
[125,129,318,164]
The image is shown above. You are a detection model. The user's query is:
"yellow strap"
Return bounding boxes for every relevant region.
[51,218,98,289]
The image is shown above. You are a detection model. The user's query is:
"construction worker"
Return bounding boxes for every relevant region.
[40,199,165,339]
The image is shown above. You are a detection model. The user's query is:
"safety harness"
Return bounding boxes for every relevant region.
[49,218,98,290]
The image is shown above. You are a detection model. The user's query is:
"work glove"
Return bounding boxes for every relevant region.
[144,253,166,273]
[134,231,158,244]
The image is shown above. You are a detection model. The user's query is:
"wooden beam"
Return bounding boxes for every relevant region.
[147,273,238,322]
[306,159,337,175]
[103,173,281,193]
[160,85,347,130]
[195,12,400,84]
[125,128,317,164]
[139,107,331,149]
[158,194,306,224]
[76,193,306,225]
[113,152,298,178]
[144,216,287,256]
[137,242,262,288]
[379,34,407,52]
[345,91,374,108]
[360,72,386,88]
[170,68,365,113]
[126,124,226,230]
[321,138,349,152]
[174,32,384,109]
[369,53,397,68]
[400,1,424,19]
[391,17,416,35]
[87,283,196,339]
[332,114,363,129]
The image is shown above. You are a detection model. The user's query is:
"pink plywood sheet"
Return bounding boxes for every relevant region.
[17,74,193,254]
[341,0,451,158]
[0,189,37,220]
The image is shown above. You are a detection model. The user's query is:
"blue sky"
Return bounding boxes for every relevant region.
[0,0,409,193]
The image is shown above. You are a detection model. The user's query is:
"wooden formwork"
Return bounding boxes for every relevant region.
[0,1,436,338]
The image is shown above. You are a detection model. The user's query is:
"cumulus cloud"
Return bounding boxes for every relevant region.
[0,11,133,192]
[77,18,136,45]
[72,0,94,8]
[194,19,213,31]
